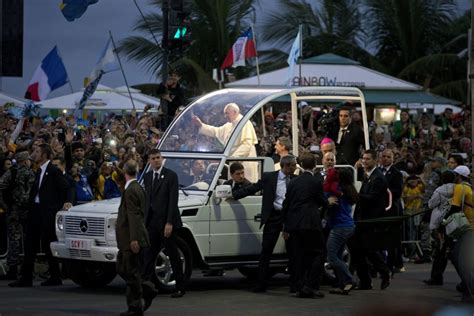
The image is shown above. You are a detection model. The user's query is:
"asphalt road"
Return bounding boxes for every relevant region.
[0,263,472,316]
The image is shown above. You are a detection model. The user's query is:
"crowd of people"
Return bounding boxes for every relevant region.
[0,83,472,311]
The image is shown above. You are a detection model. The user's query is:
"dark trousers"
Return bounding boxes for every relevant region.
[430,231,453,282]
[20,203,60,280]
[143,227,184,291]
[291,229,326,291]
[351,247,391,287]
[387,246,404,271]
[117,249,143,311]
[451,230,474,298]
[257,211,294,287]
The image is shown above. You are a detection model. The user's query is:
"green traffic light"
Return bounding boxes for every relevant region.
[173,27,187,39]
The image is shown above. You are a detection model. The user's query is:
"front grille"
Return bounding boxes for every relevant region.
[68,249,91,258]
[65,216,105,237]
[96,240,107,247]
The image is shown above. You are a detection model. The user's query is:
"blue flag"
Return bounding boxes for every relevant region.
[89,38,120,82]
[286,30,301,87]
[60,0,99,22]
[75,70,103,118]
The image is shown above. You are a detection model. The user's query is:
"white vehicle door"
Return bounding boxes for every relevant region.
[208,159,264,256]
[210,195,263,256]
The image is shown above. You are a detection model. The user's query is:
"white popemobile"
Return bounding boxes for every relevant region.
[51,87,370,290]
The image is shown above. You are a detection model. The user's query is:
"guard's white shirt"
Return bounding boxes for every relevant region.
[273,170,289,211]
[125,178,137,190]
[337,126,349,144]
[35,160,50,203]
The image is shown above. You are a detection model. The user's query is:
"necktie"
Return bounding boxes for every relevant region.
[285,176,290,188]
[152,172,160,190]
[341,129,347,140]
[36,168,42,190]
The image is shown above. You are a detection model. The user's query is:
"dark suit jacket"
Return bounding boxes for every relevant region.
[223,178,252,193]
[354,168,388,221]
[282,171,327,232]
[143,167,182,231]
[233,171,294,228]
[329,123,365,166]
[116,180,150,251]
[382,165,403,217]
[30,161,74,215]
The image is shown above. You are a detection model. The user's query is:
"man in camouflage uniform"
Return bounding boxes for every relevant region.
[0,151,35,279]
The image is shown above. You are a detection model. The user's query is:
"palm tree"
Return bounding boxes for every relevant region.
[364,0,456,74]
[365,0,468,101]
[119,0,258,94]
[258,0,381,72]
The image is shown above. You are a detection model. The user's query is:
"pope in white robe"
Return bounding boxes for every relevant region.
[192,103,259,182]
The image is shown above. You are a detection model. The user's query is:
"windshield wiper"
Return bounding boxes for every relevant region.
[178,184,189,196]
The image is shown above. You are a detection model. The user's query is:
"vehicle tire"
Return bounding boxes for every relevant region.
[67,261,116,288]
[152,236,192,293]
[238,267,279,280]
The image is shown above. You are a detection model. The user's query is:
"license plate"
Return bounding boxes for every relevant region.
[67,238,92,250]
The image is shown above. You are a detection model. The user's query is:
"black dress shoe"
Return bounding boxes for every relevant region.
[296,286,322,299]
[8,278,32,287]
[41,278,62,286]
[355,284,373,290]
[143,286,158,311]
[171,290,185,298]
[423,278,443,286]
[313,291,325,298]
[380,275,390,290]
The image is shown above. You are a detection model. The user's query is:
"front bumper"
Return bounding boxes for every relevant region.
[51,241,119,263]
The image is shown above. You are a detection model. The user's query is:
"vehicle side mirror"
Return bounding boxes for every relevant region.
[215,185,232,199]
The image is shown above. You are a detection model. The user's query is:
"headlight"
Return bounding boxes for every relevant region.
[55,213,65,241]
[57,214,64,231]
[106,217,117,244]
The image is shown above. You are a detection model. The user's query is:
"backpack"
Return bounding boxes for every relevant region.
[429,184,454,230]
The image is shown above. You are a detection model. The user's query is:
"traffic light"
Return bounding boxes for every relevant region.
[168,1,191,51]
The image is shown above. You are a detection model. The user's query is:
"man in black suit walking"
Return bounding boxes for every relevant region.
[10,144,74,287]
[379,149,405,273]
[282,153,335,298]
[351,149,391,290]
[116,160,150,316]
[328,107,365,166]
[142,149,185,299]
[232,155,297,292]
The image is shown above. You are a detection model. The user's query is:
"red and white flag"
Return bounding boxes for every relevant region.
[221,28,257,70]
[25,46,69,101]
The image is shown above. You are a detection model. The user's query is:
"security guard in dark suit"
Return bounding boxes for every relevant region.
[116,160,150,316]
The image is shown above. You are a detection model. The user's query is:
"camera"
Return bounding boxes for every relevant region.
[317,110,338,137]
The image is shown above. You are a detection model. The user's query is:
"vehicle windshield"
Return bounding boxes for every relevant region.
[162,157,222,191]
[159,89,281,153]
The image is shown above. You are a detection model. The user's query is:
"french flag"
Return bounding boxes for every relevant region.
[25,46,69,101]
[221,28,257,70]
